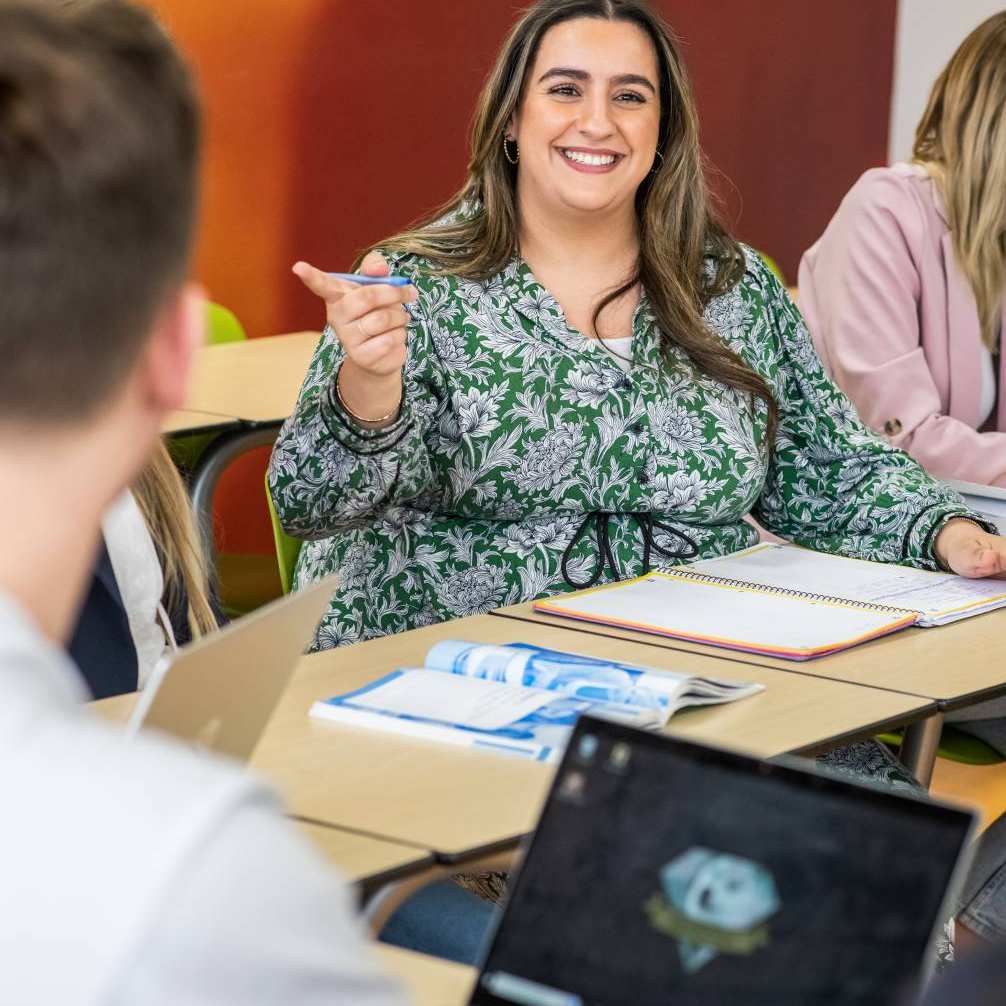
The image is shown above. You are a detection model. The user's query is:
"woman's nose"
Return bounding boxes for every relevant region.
[577,93,614,138]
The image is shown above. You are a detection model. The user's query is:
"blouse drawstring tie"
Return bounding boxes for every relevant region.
[560,511,698,590]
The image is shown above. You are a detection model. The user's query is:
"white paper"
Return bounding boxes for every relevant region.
[687,543,1006,622]
[541,572,906,656]
[343,669,555,730]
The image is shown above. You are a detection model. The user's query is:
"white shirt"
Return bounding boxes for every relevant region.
[599,335,633,373]
[102,490,172,687]
[0,593,406,1006]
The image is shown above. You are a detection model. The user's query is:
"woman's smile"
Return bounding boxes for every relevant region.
[557,146,624,173]
[510,17,661,217]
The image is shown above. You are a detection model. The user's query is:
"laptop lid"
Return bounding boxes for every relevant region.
[125,574,337,761]
[470,716,975,1006]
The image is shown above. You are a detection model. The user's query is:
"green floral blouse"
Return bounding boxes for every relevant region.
[268,248,975,650]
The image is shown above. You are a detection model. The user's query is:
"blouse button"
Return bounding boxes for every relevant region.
[630,421,644,435]
[616,378,632,390]
[883,418,903,436]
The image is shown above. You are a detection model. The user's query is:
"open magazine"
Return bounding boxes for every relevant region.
[309,640,764,762]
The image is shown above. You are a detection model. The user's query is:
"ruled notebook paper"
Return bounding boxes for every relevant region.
[533,571,916,660]
[687,543,1006,626]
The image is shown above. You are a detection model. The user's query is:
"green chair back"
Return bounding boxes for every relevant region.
[265,473,303,594]
[168,301,248,475]
[206,301,247,345]
[756,250,786,284]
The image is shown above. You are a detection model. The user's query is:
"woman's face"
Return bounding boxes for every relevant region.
[510,17,661,221]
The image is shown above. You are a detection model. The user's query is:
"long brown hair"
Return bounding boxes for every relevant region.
[914,12,1006,352]
[365,0,778,445]
[133,442,217,639]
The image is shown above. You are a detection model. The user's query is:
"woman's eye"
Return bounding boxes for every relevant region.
[615,91,646,104]
[548,83,580,97]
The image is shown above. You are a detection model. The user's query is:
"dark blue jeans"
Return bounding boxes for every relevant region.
[379,879,498,965]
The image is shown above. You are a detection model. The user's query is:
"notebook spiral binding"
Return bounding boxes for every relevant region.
[663,568,910,616]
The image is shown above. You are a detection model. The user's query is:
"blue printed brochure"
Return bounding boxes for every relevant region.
[309,641,763,762]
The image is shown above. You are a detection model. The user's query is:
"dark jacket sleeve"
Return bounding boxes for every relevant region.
[67,541,138,699]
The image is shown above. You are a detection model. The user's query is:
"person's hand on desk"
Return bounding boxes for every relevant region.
[293,253,416,428]
[934,518,1006,578]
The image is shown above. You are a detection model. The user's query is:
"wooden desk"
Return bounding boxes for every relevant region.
[375,946,475,1006]
[249,615,933,858]
[298,821,433,887]
[175,332,320,546]
[493,602,1006,711]
[184,330,319,423]
[162,409,239,435]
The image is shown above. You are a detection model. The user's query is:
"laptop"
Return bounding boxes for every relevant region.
[125,575,337,761]
[470,716,976,1006]
[948,478,1006,536]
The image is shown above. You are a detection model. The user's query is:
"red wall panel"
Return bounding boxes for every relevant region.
[663,1,897,277]
[147,0,896,553]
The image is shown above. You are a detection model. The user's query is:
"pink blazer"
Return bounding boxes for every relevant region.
[798,162,1006,487]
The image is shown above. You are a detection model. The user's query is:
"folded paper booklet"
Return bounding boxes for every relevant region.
[309,640,763,762]
[533,542,1006,660]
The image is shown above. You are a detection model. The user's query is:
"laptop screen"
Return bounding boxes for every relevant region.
[470,717,973,1006]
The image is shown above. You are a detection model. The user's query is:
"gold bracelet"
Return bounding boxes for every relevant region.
[334,371,400,425]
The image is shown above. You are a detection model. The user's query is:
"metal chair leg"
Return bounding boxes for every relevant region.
[899,713,944,789]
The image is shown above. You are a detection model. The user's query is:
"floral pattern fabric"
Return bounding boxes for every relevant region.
[268,248,976,650]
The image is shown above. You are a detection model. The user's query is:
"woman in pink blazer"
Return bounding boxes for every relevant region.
[799,13,1006,487]
[801,14,1006,806]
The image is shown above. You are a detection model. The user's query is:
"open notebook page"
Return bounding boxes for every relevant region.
[686,543,1006,624]
[536,573,913,659]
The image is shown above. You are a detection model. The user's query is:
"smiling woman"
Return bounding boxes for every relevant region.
[268,0,1003,652]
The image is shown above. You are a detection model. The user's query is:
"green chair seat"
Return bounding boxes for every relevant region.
[877,726,1002,768]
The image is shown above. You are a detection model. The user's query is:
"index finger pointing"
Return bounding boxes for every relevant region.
[292,260,355,302]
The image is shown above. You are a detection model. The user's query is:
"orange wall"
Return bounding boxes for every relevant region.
[148,0,895,553]
[148,0,522,342]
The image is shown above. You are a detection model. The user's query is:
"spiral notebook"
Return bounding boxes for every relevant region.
[533,543,1006,660]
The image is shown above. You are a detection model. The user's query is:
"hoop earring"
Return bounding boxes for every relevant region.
[651,148,664,173]
[503,135,519,165]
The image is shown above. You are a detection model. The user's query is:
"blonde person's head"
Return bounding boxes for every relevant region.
[133,442,218,639]
[914,12,1006,351]
[370,0,778,447]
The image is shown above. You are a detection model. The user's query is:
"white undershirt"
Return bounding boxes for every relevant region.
[978,344,997,428]
[600,335,633,372]
[101,489,175,688]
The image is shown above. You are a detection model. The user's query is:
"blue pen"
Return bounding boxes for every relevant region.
[327,272,412,287]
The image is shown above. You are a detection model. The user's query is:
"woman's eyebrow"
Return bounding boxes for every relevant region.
[611,72,656,93]
[538,66,657,94]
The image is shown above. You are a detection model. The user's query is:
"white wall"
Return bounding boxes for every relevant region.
[888,0,1004,163]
